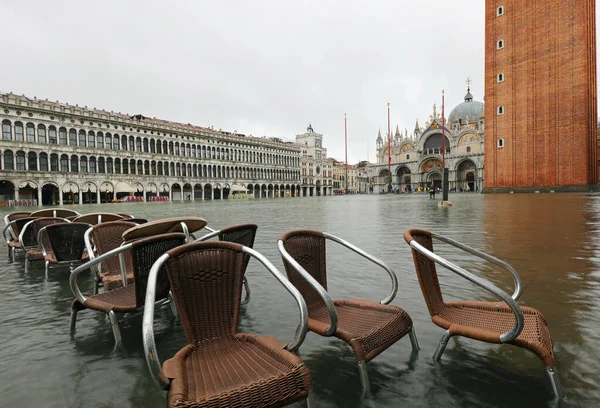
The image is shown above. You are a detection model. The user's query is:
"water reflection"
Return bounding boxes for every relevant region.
[0,194,598,407]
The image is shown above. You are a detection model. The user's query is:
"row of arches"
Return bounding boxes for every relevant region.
[0,150,300,181]
[1,120,298,166]
[0,179,304,205]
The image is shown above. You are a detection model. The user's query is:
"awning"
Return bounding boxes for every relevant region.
[230,184,246,192]
[146,184,157,193]
[114,181,133,193]
[82,182,97,193]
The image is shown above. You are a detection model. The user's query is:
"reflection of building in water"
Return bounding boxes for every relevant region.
[368,87,484,193]
[296,124,334,196]
[0,92,302,206]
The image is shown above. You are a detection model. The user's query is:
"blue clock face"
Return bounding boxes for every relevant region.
[316,166,321,174]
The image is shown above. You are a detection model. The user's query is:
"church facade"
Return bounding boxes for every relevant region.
[368,89,485,193]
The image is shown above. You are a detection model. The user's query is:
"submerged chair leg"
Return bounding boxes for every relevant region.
[70,309,78,334]
[546,366,562,398]
[305,390,313,408]
[45,261,50,278]
[358,360,370,396]
[433,330,452,361]
[24,258,29,273]
[108,310,122,346]
[242,277,251,304]
[409,326,420,351]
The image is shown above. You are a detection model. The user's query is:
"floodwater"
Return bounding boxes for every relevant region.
[0,193,599,408]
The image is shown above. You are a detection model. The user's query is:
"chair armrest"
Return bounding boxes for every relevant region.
[431,232,522,301]
[69,243,134,305]
[323,232,398,305]
[194,227,220,242]
[409,238,524,343]
[142,253,171,390]
[37,227,49,257]
[278,239,338,336]
[243,246,308,352]
[18,220,35,251]
[3,221,16,243]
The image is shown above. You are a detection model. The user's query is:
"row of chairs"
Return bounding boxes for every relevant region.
[3,211,561,406]
[67,220,560,406]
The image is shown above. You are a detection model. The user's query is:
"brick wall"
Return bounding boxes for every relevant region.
[484,0,598,189]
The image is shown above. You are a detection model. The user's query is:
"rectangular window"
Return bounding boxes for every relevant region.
[107,160,113,174]
[97,135,104,149]
[89,160,96,173]
[49,128,57,144]
[88,133,95,148]
[50,155,58,172]
[27,126,35,143]
[2,122,11,140]
[80,159,87,173]
[38,127,46,144]
[497,105,505,115]
[60,156,68,172]
[16,155,25,170]
[40,155,48,171]
[28,154,36,171]
[113,138,119,150]
[79,132,86,147]
[69,130,77,146]
[136,139,142,151]
[15,124,24,141]
[4,154,13,170]
[98,160,105,173]
[129,138,135,151]
[59,129,67,145]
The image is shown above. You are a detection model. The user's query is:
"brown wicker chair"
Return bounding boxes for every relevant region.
[122,217,207,243]
[196,224,258,303]
[70,232,187,346]
[403,228,561,397]
[84,221,137,293]
[3,215,34,261]
[38,222,91,276]
[30,208,80,218]
[19,217,68,272]
[72,212,124,225]
[278,229,418,392]
[143,241,312,408]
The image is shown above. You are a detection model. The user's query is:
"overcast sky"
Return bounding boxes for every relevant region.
[1,1,598,164]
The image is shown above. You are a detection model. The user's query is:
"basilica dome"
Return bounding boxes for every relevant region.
[448,88,484,123]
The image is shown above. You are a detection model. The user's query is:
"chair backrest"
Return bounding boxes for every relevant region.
[403,228,445,318]
[4,212,31,226]
[131,232,187,308]
[218,224,257,248]
[30,208,80,218]
[73,213,124,225]
[163,241,248,344]
[5,216,36,241]
[280,230,330,320]
[117,213,134,218]
[90,221,136,278]
[20,217,67,250]
[127,218,148,224]
[42,222,91,262]
[122,217,207,242]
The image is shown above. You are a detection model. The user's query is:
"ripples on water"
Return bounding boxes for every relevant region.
[0,193,599,407]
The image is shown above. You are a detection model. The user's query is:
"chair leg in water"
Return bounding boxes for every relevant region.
[358,360,371,396]
[433,330,452,361]
[70,309,78,334]
[546,366,562,398]
[409,327,420,351]
[108,310,122,346]
[24,258,29,273]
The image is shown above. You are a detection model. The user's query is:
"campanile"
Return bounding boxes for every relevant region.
[484,0,598,191]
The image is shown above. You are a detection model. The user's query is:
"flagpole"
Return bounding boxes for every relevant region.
[387,102,391,173]
[344,113,348,195]
[442,90,445,169]
[440,89,451,205]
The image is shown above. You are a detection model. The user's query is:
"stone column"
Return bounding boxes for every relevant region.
[37,188,42,206]
[14,189,19,201]
[211,188,214,200]
[78,190,83,205]
[96,190,101,204]
[59,187,63,206]
[201,187,204,201]
[180,189,184,202]
[169,189,172,202]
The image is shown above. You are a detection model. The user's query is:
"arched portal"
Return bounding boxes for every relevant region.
[194,184,203,200]
[18,180,38,205]
[41,181,60,206]
[427,172,442,190]
[0,180,15,205]
[456,160,477,192]
[183,183,193,201]
[81,181,98,204]
[204,184,213,200]
[396,166,412,192]
[172,183,182,201]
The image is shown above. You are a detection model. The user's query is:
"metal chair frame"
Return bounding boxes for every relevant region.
[142,243,310,407]
[278,231,418,392]
[406,231,561,397]
[38,223,92,277]
[72,212,125,225]
[29,208,81,218]
[19,217,70,273]
[70,240,180,346]
[3,217,34,261]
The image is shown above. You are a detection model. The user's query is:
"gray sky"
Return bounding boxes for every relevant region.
[1,1,597,164]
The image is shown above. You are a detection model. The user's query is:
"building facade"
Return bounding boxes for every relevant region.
[296,125,334,196]
[0,92,302,206]
[368,89,485,193]
[332,160,358,194]
[484,0,598,191]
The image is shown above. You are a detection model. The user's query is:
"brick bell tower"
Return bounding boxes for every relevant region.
[484,0,598,191]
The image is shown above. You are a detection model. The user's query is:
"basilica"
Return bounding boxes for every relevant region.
[369,88,484,193]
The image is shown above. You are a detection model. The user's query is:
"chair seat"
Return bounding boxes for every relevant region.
[74,285,137,314]
[163,334,311,408]
[25,249,44,261]
[7,241,21,249]
[101,272,134,292]
[433,300,555,366]
[309,299,414,362]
